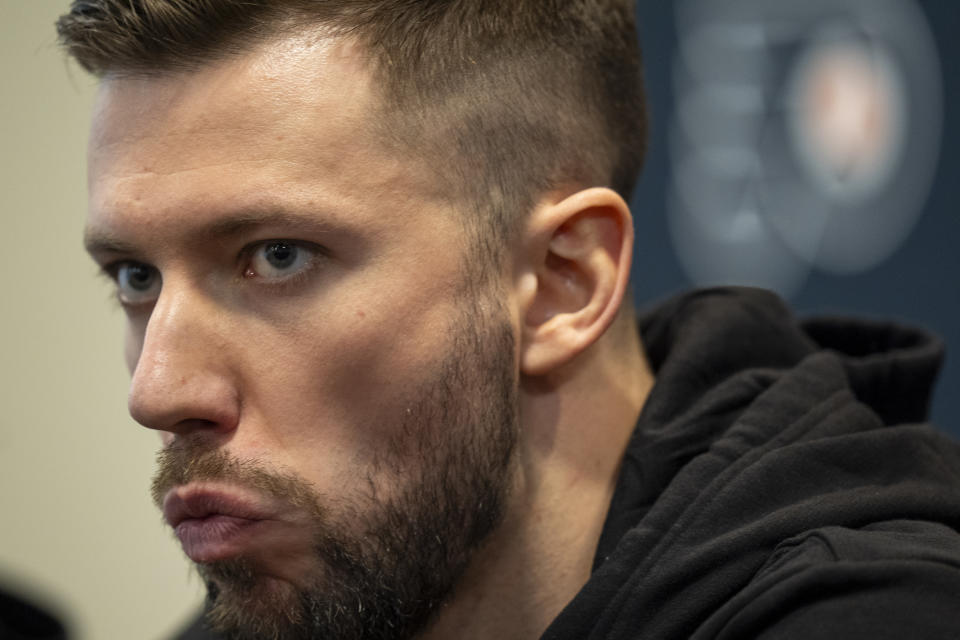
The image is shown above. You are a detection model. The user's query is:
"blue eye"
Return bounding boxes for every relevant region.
[115,262,161,305]
[246,241,317,281]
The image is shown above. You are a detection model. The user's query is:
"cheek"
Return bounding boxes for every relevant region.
[236,289,458,473]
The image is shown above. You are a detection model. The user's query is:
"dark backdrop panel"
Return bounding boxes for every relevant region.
[630,0,959,436]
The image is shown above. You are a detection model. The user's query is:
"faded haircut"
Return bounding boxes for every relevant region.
[57,0,647,275]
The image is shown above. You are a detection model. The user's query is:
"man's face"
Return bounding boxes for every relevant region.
[86,37,520,640]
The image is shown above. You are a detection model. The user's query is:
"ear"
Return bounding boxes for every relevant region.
[517,187,633,377]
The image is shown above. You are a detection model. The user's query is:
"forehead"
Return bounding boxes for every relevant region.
[87,34,446,242]
[91,35,371,166]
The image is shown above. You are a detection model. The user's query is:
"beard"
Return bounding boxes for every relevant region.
[150,294,519,640]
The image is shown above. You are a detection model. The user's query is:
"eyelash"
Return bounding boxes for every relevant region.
[238,240,326,291]
[96,262,159,310]
[96,267,134,310]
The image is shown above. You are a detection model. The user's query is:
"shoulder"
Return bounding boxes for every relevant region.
[696,520,960,639]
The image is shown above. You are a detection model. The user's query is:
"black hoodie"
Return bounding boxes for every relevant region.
[542,287,960,639]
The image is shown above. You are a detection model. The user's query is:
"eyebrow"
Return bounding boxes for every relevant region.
[83,228,140,256]
[84,208,343,257]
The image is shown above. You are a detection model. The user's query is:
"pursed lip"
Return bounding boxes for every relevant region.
[162,484,284,563]
[162,484,274,530]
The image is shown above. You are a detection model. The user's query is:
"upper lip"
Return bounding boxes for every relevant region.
[162,485,271,529]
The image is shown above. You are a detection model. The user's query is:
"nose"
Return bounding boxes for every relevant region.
[127,280,240,438]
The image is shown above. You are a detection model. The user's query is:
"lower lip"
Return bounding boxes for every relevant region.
[175,515,263,563]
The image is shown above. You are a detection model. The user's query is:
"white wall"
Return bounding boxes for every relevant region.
[0,3,205,638]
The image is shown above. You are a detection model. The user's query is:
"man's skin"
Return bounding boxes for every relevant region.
[84,33,654,640]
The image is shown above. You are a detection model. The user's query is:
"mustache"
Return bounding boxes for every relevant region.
[150,437,321,516]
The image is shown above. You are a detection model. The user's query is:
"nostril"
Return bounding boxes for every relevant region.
[172,418,235,435]
[128,364,241,435]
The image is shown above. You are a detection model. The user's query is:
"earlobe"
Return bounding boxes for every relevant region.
[519,188,633,377]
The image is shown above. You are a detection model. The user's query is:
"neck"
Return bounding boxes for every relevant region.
[419,318,653,640]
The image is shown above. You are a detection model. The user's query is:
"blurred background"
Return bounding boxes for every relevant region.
[631,0,959,439]
[0,0,956,638]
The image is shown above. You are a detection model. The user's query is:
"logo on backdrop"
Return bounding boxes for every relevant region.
[668,0,942,296]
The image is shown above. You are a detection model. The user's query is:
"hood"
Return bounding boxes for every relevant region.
[801,314,943,425]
